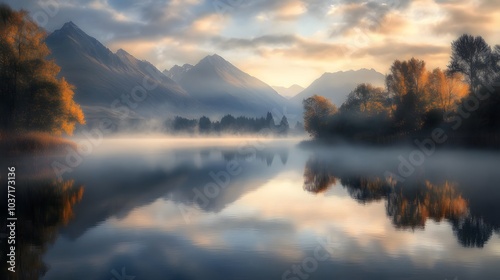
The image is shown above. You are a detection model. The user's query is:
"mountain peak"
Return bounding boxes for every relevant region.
[192,54,239,76]
[164,64,194,83]
[61,21,80,31]
[116,48,131,57]
[116,48,127,54]
[53,21,88,40]
[201,54,228,65]
[292,68,385,105]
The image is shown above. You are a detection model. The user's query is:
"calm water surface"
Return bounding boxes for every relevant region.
[4,138,500,280]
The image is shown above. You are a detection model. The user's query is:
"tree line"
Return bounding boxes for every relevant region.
[166,112,303,135]
[304,34,500,147]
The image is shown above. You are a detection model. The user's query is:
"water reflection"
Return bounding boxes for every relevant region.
[4,140,500,279]
[57,144,291,239]
[220,146,289,166]
[0,177,83,280]
[302,153,500,248]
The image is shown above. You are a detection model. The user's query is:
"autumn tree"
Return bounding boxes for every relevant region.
[448,34,498,93]
[341,83,389,116]
[386,58,430,132]
[427,68,469,114]
[303,95,338,137]
[0,4,84,135]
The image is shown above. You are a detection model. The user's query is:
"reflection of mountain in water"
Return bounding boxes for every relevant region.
[0,179,83,280]
[58,146,289,239]
[303,156,499,248]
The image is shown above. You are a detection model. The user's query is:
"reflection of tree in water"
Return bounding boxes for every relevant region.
[386,181,468,230]
[1,180,84,280]
[341,176,392,203]
[219,147,289,167]
[302,156,498,248]
[452,216,493,248]
[303,158,336,193]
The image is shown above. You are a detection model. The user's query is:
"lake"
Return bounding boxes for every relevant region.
[4,138,500,280]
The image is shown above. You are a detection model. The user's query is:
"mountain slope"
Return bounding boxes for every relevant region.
[45,21,194,119]
[163,64,193,83]
[179,54,294,117]
[292,69,385,106]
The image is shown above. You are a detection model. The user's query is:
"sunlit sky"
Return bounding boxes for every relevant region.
[5,0,500,87]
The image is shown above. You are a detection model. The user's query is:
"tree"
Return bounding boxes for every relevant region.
[294,121,304,133]
[386,58,429,101]
[448,34,496,93]
[220,114,236,131]
[172,116,197,133]
[266,112,274,128]
[427,68,469,114]
[198,116,211,134]
[386,58,430,132]
[278,116,289,134]
[303,95,338,137]
[0,4,84,135]
[341,83,389,116]
[494,45,500,75]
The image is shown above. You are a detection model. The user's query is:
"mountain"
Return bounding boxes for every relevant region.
[163,64,193,83]
[178,54,295,117]
[45,21,194,121]
[272,84,304,99]
[291,69,385,107]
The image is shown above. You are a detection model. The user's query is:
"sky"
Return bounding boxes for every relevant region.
[3,0,500,87]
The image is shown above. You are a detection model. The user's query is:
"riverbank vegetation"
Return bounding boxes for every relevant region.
[303,34,500,147]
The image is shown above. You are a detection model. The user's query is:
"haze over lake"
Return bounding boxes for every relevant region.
[6,138,499,280]
[2,1,500,279]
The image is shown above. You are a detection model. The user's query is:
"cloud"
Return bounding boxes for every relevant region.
[211,34,349,61]
[3,0,500,87]
[356,41,449,60]
[328,0,412,36]
[211,35,299,50]
[433,2,495,37]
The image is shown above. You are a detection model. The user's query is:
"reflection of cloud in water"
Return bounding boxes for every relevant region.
[44,170,500,280]
[59,144,291,239]
[27,141,500,279]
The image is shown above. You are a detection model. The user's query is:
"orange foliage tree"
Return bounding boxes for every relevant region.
[341,83,389,116]
[427,68,469,114]
[0,4,84,135]
[303,95,338,137]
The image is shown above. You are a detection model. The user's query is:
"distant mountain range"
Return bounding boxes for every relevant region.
[272,85,304,99]
[177,54,293,117]
[163,64,193,83]
[46,22,193,120]
[291,69,386,107]
[46,21,386,128]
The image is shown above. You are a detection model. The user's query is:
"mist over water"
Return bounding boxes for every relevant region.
[6,138,500,280]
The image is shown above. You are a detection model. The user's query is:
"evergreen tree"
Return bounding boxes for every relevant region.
[198,116,211,134]
[278,116,289,134]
